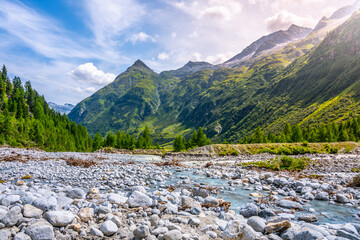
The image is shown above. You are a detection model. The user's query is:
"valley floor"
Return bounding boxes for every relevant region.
[0,147,360,239]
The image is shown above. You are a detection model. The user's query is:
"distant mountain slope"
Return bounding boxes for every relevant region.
[48,102,74,114]
[68,7,360,144]
[223,24,312,67]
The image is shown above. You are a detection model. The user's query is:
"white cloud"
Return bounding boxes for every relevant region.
[158,52,169,60]
[73,87,96,94]
[84,0,145,46]
[173,0,242,21]
[265,11,316,32]
[69,63,116,86]
[128,32,155,44]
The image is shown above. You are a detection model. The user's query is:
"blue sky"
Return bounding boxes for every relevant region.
[0,0,354,104]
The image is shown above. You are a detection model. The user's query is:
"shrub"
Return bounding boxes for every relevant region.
[239,156,310,171]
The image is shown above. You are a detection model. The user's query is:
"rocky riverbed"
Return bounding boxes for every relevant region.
[0,147,360,240]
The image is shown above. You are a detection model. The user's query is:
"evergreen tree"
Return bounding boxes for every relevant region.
[92,132,103,151]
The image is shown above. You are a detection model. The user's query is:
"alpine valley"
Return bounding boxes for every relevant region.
[68,3,360,145]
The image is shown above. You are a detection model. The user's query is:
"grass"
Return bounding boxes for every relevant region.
[207,142,359,156]
[238,156,311,171]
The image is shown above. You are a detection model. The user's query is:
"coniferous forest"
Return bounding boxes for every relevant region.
[0,65,159,152]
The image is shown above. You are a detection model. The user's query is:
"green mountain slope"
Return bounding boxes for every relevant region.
[69,10,360,145]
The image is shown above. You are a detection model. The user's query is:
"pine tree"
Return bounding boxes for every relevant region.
[92,132,103,151]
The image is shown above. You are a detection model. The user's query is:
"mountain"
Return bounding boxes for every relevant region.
[165,61,218,78]
[48,102,74,114]
[223,24,312,67]
[69,7,360,144]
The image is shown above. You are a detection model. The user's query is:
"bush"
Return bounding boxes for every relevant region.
[240,156,310,171]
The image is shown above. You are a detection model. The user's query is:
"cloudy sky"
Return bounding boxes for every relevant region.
[0,0,355,104]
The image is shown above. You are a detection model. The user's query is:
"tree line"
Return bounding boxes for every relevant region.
[173,127,211,151]
[241,115,360,144]
[92,125,161,151]
[0,65,161,152]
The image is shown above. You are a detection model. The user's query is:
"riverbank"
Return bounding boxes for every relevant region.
[0,147,359,239]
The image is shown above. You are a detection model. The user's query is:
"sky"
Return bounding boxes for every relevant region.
[0,0,355,105]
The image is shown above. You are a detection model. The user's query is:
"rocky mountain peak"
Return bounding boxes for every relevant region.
[128,59,154,73]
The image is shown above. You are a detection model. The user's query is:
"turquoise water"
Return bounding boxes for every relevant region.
[166,168,359,225]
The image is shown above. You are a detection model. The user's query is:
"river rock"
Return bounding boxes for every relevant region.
[337,230,360,240]
[293,230,324,240]
[265,220,291,233]
[100,220,118,236]
[1,206,22,227]
[14,232,31,240]
[150,215,160,226]
[247,216,266,233]
[315,192,328,201]
[26,219,55,240]
[298,214,318,223]
[133,225,150,239]
[152,227,168,236]
[33,196,58,211]
[279,200,302,209]
[239,203,258,218]
[23,204,43,219]
[44,210,75,227]
[164,230,183,240]
[77,207,92,222]
[336,194,350,204]
[128,190,152,208]
[1,194,20,206]
[66,188,86,199]
[0,229,11,240]
[203,196,219,207]
[222,220,257,240]
[90,227,104,238]
[192,187,209,198]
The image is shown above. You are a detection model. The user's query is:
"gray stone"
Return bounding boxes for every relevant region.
[0,229,11,240]
[192,187,209,198]
[337,230,360,240]
[206,231,217,238]
[239,203,258,218]
[0,209,7,221]
[247,216,266,233]
[90,227,104,238]
[33,196,58,211]
[134,225,150,239]
[304,192,315,200]
[26,219,55,240]
[315,192,328,201]
[1,206,22,227]
[188,217,200,226]
[150,214,160,226]
[336,194,350,204]
[164,230,183,240]
[152,227,168,236]
[108,193,127,204]
[14,232,31,240]
[1,195,20,206]
[259,209,275,218]
[127,190,152,208]
[66,188,86,199]
[23,204,43,219]
[203,196,219,207]
[279,200,302,210]
[56,197,73,208]
[100,220,118,236]
[44,211,75,227]
[294,230,324,240]
[222,220,256,240]
[298,215,318,223]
